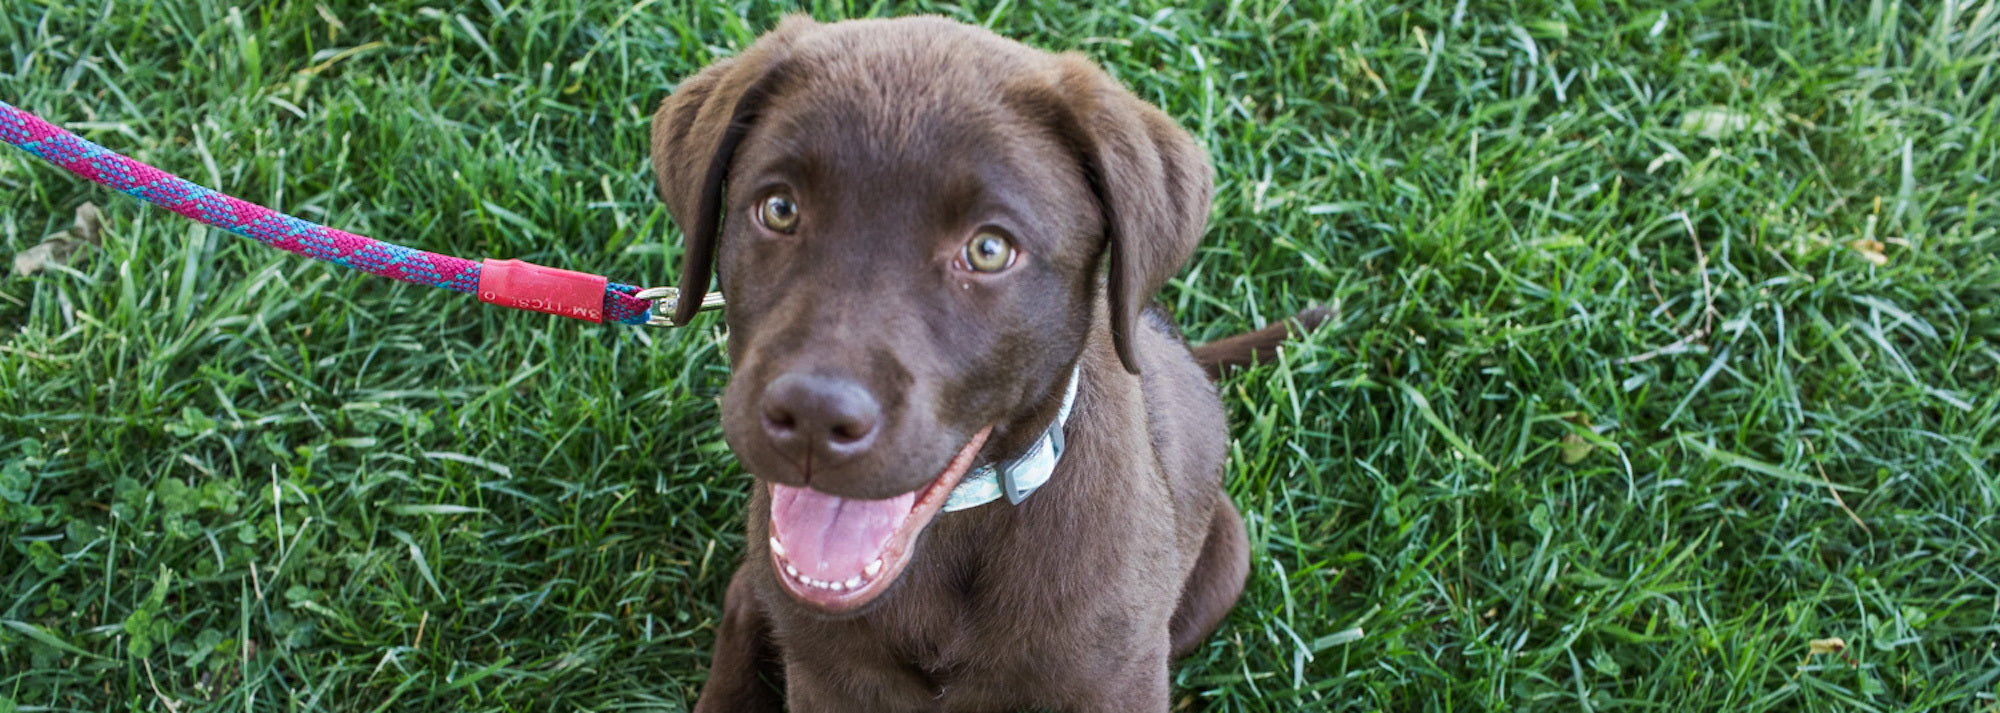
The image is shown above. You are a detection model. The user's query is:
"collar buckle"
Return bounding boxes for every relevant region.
[945,366,1081,512]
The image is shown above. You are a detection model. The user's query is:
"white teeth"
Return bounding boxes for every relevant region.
[769,537,786,558]
[778,557,878,593]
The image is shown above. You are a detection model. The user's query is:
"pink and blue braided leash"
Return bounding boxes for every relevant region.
[0,100,657,326]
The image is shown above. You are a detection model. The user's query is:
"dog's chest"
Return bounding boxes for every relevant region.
[775,544,1125,707]
[849,557,1021,678]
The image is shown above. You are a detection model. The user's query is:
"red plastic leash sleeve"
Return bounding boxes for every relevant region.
[476,259,612,323]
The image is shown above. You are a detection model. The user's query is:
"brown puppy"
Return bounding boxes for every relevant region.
[651,15,1304,712]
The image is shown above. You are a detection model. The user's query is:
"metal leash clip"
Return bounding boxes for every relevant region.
[635,287,727,327]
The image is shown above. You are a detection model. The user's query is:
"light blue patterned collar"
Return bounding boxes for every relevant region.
[942,367,1080,512]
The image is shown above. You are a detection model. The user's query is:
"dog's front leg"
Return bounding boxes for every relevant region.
[693,566,784,713]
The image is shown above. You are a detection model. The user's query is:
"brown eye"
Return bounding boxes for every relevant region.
[961,232,1017,273]
[758,193,799,233]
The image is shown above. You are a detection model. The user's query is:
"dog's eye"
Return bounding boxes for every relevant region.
[758,193,800,233]
[961,232,1017,273]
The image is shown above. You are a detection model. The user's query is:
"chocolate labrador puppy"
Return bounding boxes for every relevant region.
[651,15,1314,712]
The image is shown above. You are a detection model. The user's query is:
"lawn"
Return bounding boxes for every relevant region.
[3,0,1996,710]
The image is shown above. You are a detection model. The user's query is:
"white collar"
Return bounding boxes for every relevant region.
[942,367,1080,512]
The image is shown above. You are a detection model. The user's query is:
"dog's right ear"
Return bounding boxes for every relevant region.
[650,17,812,325]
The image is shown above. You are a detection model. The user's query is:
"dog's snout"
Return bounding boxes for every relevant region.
[759,373,882,465]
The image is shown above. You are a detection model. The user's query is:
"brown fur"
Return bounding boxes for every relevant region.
[651,16,1317,712]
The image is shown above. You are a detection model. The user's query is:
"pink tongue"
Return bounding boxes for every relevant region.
[770,484,915,581]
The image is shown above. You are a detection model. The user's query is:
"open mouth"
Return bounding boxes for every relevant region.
[767,425,992,612]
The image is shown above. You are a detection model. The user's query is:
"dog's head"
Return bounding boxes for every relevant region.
[651,16,1211,613]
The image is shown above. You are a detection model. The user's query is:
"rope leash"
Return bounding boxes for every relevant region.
[1,100,715,326]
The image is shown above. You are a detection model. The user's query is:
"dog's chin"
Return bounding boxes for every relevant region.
[766,426,993,614]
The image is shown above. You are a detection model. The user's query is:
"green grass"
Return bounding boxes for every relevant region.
[3,0,1997,710]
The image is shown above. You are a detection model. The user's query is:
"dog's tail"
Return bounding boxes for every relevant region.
[1190,307,1330,380]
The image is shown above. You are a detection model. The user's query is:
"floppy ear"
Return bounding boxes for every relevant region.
[1047,55,1215,374]
[650,17,813,325]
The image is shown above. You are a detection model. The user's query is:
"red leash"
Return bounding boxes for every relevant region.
[1,100,719,326]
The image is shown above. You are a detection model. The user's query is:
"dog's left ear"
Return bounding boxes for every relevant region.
[651,16,814,325]
[1040,55,1215,374]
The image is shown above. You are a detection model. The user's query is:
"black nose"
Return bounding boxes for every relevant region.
[759,373,882,465]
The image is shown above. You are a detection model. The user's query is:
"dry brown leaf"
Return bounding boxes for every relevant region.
[11,202,103,277]
[1847,238,1888,266]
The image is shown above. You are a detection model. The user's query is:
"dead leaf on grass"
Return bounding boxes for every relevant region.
[1848,238,1888,266]
[11,202,103,277]
[1680,105,1772,140]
